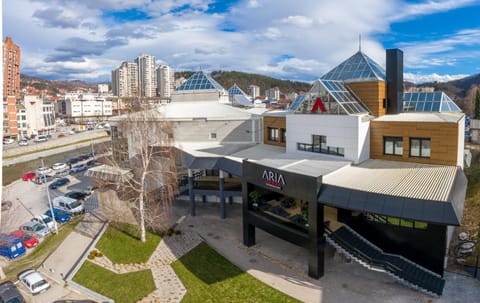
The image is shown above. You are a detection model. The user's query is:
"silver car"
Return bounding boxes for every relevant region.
[19,221,51,238]
[18,269,50,295]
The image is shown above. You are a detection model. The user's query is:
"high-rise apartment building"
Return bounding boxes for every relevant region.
[3,37,21,98]
[136,54,157,97]
[3,37,21,139]
[112,61,138,97]
[156,64,175,99]
[248,85,260,100]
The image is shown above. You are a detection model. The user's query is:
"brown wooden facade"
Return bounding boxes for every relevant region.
[370,120,460,166]
[347,81,386,117]
[264,116,286,147]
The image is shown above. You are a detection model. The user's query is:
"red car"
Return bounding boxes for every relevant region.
[10,230,39,248]
[22,171,37,181]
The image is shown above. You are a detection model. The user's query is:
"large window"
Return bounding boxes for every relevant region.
[410,138,431,158]
[268,127,279,141]
[297,135,344,157]
[366,213,428,230]
[384,137,403,156]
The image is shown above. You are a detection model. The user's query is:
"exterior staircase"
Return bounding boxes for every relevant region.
[325,225,445,297]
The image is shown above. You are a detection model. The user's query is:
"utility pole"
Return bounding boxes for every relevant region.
[41,158,58,234]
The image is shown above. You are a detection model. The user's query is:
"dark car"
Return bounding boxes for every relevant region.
[65,191,89,200]
[0,281,25,303]
[78,153,92,161]
[66,157,80,165]
[86,159,97,167]
[44,208,70,223]
[48,177,70,189]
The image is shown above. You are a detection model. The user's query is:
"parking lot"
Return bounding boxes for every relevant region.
[1,156,100,301]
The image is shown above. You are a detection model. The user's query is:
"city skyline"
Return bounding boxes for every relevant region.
[4,0,480,84]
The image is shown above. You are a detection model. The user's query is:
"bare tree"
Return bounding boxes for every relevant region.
[94,108,177,242]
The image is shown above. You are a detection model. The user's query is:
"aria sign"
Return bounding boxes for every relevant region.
[262,169,286,190]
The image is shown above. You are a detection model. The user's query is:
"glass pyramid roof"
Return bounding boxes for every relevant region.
[403,92,462,113]
[290,95,305,111]
[176,71,225,92]
[321,51,386,82]
[228,83,248,97]
[320,80,370,114]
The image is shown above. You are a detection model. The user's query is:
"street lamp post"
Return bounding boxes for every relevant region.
[40,158,58,234]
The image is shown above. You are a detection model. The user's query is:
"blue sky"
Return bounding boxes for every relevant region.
[3,0,480,84]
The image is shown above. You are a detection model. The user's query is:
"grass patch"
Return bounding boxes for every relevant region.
[73,261,155,303]
[3,216,82,281]
[172,242,301,303]
[3,135,109,160]
[96,222,161,264]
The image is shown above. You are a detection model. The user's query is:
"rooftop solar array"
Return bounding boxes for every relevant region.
[290,95,305,111]
[321,51,386,82]
[233,94,253,107]
[403,92,462,113]
[176,71,225,92]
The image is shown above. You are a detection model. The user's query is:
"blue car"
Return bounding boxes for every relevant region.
[44,208,70,223]
[48,177,70,190]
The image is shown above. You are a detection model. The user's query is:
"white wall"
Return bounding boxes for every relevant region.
[286,114,370,163]
[457,115,465,168]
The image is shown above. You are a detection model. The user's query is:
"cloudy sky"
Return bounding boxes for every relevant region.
[3,0,480,84]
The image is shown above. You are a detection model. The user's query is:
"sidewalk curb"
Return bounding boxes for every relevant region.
[64,221,114,303]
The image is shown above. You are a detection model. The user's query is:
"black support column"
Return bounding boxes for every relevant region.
[188,169,195,216]
[308,202,324,279]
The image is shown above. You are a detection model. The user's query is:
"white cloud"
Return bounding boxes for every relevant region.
[404,72,469,84]
[4,0,480,83]
[281,16,313,28]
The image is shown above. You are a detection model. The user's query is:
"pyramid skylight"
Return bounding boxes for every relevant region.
[321,51,386,82]
[176,71,225,92]
[403,92,462,113]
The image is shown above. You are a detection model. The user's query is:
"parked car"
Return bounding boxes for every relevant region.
[57,133,65,138]
[37,166,53,175]
[0,234,26,259]
[65,191,90,201]
[53,196,84,215]
[19,221,51,238]
[22,171,37,181]
[34,135,48,142]
[0,281,25,303]
[18,138,29,146]
[10,230,39,249]
[52,162,67,170]
[3,138,14,144]
[78,153,91,161]
[54,168,70,178]
[70,163,88,173]
[66,157,80,165]
[34,174,54,184]
[32,214,55,231]
[48,177,70,189]
[18,269,50,295]
[86,159,98,167]
[44,208,70,223]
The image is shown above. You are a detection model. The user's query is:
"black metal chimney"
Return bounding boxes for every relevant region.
[386,48,404,114]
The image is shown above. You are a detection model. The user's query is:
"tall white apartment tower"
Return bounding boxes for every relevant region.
[248,85,260,100]
[136,54,157,97]
[156,64,175,99]
[112,61,138,97]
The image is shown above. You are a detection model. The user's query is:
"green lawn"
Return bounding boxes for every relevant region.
[96,222,161,264]
[172,242,301,303]
[73,261,156,303]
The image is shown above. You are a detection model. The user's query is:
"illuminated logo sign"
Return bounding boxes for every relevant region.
[262,169,286,190]
[311,97,327,113]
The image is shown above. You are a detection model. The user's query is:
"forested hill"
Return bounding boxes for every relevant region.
[175,70,312,94]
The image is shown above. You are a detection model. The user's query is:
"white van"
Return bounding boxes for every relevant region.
[34,135,48,142]
[52,196,84,215]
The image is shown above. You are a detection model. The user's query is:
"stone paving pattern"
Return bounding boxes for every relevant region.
[89,227,203,303]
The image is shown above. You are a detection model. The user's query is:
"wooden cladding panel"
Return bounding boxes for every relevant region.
[263,116,286,147]
[370,120,459,165]
[347,81,386,117]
